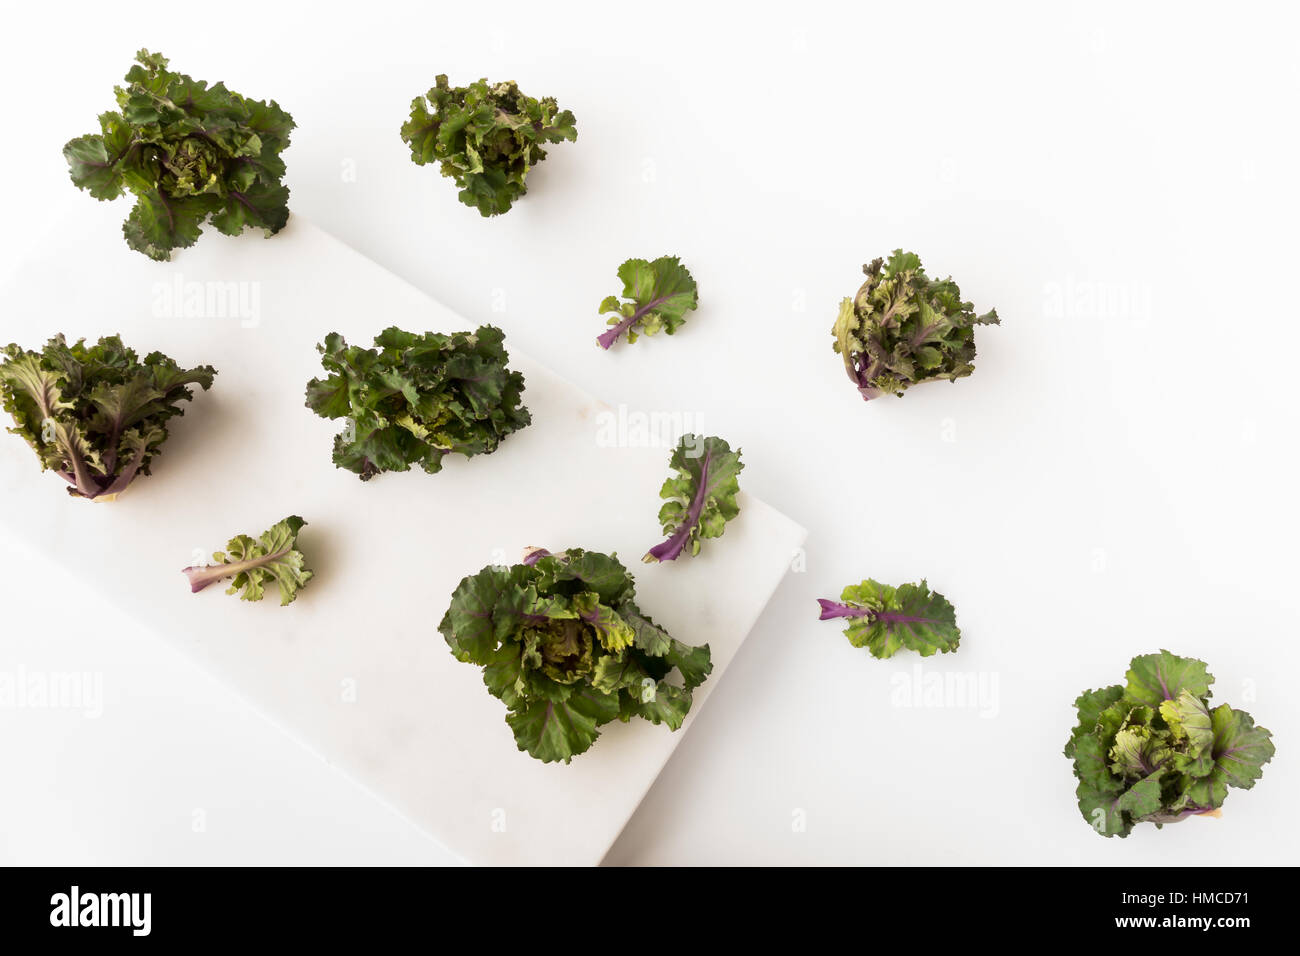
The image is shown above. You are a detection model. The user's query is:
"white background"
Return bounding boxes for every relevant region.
[1,1,1297,865]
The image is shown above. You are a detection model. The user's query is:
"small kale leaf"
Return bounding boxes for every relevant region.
[64,50,295,261]
[440,547,712,763]
[644,434,743,563]
[182,516,313,606]
[304,325,531,481]
[1064,651,1274,838]
[400,75,576,217]
[817,579,961,658]
[831,250,998,401]
[0,334,215,501]
[597,256,699,349]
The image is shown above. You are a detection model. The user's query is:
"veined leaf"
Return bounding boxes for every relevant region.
[644,434,743,563]
[182,516,313,606]
[817,578,961,659]
[596,256,699,349]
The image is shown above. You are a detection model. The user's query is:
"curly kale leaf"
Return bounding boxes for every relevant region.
[400,75,576,217]
[1064,651,1274,838]
[817,579,961,658]
[0,334,215,500]
[182,516,313,606]
[439,547,712,763]
[831,250,998,401]
[304,325,531,481]
[596,256,699,349]
[644,435,743,563]
[63,50,295,261]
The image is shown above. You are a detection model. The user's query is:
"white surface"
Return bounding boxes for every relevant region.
[0,214,804,866]
[2,1,1298,865]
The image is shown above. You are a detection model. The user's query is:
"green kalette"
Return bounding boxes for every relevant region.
[400,75,577,216]
[304,325,531,481]
[63,50,295,261]
[1064,650,1274,838]
[0,334,215,501]
[644,435,743,563]
[832,250,999,401]
[596,256,699,349]
[182,516,313,606]
[816,579,961,658]
[440,548,712,763]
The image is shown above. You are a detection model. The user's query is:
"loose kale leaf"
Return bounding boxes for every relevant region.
[817,579,961,659]
[831,250,999,401]
[644,434,743,563]
[1063,651,1274,838]
[400,75,576,217]
[63,50,295,261]
[596,256,699,349]
[0,334,215,501]
[182,515,313,606]
[304,325,530,481]
[439,547,712,763]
